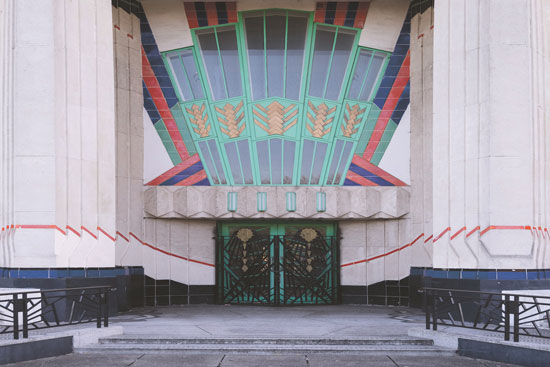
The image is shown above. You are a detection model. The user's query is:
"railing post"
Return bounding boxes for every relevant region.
[504,294,510,341]
[424,290,430,330]
[513,295,519,342]
[103,289,109,328]
[432,293,438,331]
[96,291,102,329]
[22,293,28,339]
[12,293,19,340]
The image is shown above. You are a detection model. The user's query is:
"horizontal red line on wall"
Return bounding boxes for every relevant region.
[129,232,215,267]
[116,231,130,242]
[433,227,450,242]
[450,226,466,240]
[81,226,98,240]
[466,226,480,238]
[480,225,532,236]
[66,225,81,237]
[424,234,433,243]
[98,227,116,242]
[3,224,215,268]
[341,233,424,267]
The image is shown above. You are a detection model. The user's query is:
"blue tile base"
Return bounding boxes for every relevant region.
[0,266,145,313]
[409,267,550,308]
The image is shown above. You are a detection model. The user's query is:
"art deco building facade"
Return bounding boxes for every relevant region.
[1,0,549,308]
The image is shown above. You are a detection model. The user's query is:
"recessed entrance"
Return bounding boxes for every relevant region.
[216,222,339,305]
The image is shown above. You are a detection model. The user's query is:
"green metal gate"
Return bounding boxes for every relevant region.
[216,222,339,305]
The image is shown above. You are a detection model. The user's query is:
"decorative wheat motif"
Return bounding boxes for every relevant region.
[306,101,336,138]
[341,103,366,138]
[185,104,211,138]
[253,101,298,135]
[216,101,245,138]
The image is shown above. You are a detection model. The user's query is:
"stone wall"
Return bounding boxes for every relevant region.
[0,0,117,268]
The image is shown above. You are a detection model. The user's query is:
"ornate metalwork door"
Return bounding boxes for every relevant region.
[216,223,339,305]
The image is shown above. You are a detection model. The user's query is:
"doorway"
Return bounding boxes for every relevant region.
[216,222,339,305]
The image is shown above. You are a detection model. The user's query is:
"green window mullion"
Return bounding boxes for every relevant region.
[234,140,247,185]
[357,52,375,101]
[283,11,289,98]
[369,52,390,101]
[337,141,357,186]
[280,139,285,184]
[308,142,318,185]
[214,28,230,99]
[263,12,268,99]
[331,140,348,185]
[178,54,196,100]
[267,139,273,184]
[205,140,224,185]
[322,28,339,99]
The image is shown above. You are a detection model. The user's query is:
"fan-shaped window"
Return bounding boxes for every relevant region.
[166,49,204,101]
[347,49,387,101]
[243,10,308,101]
[162,10,392,187]
[308,26,357,101]
[196,25,243,100]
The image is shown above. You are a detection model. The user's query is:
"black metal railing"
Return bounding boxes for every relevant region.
[421,287,550,342]
[0,286,112,340]
[216,233,340,305]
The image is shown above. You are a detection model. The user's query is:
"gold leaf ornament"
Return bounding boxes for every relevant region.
[306,102,336,138]
[186,104,211,138]
[300,228,318,273]
[216,101,245,138]
[237,228,254,272]
[341,103,366,138]
[254,101,298,135]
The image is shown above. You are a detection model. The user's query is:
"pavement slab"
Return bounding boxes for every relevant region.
[3,353,522,367]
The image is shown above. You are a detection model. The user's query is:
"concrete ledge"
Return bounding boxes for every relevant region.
[0,336,72,365]
[409,327,550,367]
[0,326,123,365]
[459,338,550,367]
[144,186,410,219]
[408,327,459,349]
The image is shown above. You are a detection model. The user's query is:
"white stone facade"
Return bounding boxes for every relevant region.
[1,0,549,299]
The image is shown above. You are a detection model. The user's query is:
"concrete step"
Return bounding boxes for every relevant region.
[76,343,453,355]
[98,336,434,346]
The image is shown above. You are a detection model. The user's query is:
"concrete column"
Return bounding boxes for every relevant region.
[0,0,117,268]
[409,5,434,268]
[431,0,550,269]
[113,4,144,266]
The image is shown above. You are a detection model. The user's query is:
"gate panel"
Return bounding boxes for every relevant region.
[219,228,275,304]
[280,228,338,304]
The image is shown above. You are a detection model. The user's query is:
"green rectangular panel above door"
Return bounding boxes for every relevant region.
[250,98,301,139]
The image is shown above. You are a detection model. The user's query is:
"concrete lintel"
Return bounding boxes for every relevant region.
[143,186,410,220]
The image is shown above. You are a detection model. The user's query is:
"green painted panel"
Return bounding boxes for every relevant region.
[212,97,248,141]
[153,119,182,165]
[354,103,381,154]
[181,100,216,141]
[170,104,197,156]
[251,98,301,139]
[336,100,371,140]
[302,97,340,142]
[369,119,398,166]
